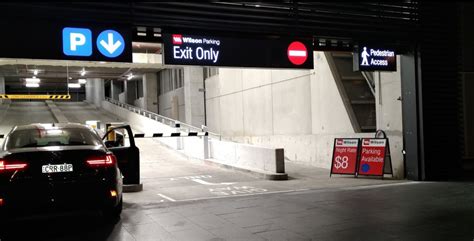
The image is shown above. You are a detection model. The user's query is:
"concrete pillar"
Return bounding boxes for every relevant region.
[183,67,205,127]
[0,76,4,104]
[125,80,137,105]
[85,78,104,108]
[0,76,4,94]
[374,56,404,179]
[110,80,121,101]
[142,73,158,113]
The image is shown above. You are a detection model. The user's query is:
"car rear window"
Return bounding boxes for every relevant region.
[5,127,102,149]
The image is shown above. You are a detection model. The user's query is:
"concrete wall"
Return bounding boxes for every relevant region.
[134,97,145,109]
[101,100,284,174]
[143,73,158,113]
[159,87,185,123]
[204,51,405,178]
[311,52,354,134]
[118,92,126,104]
[206,68,313,136]
[184,67,205,127]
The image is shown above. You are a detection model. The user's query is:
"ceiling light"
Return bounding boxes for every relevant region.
[33,69,38,75]
[25,78,41,83]
[26,83,39,88]
[78,79,87,84]
[127,73,134,80]
[80,68,86,76]
[68,83,81,88]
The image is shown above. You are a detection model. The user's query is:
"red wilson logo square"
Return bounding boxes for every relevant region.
[363,139,370,145]
[172,34,182,44]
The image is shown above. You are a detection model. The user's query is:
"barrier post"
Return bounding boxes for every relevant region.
[175,121,183,150]
[202,125,209,159]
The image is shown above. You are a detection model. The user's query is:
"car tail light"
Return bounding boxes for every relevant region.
[0,160,28,172]
[0,198,4,206]
[86,154,116,167]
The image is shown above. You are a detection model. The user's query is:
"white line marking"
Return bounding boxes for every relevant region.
[289,50,307,57]
[191,179,235,186]
[173,189,310,203]
[341,181,421,191]
[157,193,176,202]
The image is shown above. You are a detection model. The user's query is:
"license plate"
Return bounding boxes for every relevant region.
[42,164,73,173]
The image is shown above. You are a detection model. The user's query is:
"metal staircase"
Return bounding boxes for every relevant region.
[325,52,376,132]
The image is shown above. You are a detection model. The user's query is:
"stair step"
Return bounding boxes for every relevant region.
[351,100,375,104]
[331,52,352,58]
[341,75,365,80]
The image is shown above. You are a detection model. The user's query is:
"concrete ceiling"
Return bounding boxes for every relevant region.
[0,57,164,89]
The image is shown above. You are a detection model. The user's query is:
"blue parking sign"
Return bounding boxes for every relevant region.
[62,27,92,56]
[96,30,125,58]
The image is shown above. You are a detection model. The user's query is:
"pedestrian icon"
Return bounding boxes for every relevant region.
[62,27,92,57]
[96,30,125,58]
[361,47,370,66]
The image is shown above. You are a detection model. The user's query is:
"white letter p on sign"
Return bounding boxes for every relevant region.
[70,33,86,51]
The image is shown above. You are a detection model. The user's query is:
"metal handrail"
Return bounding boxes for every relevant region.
[105,97,221,139]
[361,71,376,97]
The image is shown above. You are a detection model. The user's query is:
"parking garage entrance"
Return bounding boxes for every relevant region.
[0,22,415,194]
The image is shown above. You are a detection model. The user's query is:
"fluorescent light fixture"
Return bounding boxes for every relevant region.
[25,83,39,88]
[78,79,87,84]
[25,78,41,83]
[68,83,81,88]
[80,68,86,76]
[127,73,134,80]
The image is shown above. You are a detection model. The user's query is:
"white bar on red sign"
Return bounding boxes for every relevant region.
[288,50,307,57]
[362,139,386,147]
[335,139,358,147]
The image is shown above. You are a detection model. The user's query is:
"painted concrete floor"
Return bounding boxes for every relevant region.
[1,102,473,240]
[1,181,474,241]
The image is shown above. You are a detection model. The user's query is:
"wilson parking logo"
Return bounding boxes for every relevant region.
[172,34,183,44]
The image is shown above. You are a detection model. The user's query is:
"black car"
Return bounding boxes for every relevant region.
[0,123,123,222]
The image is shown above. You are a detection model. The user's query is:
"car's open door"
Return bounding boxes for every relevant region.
[102,125,140,186]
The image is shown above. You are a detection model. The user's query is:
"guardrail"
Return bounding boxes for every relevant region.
[105,97,221,140]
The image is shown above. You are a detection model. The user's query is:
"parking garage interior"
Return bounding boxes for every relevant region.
[0,2,473,241]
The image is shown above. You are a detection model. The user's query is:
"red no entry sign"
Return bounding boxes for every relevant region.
[330,138,359,176]
[287,41,308,65]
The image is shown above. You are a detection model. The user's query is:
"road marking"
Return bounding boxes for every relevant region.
[341,181,421,190]
[191,179,235,186]
[170,175,212,181]
[174,189,310,203]
[157,193,176,202]
[209,186,267,196]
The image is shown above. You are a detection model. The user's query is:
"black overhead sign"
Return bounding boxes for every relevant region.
[354,45,396,71]
[0,22,132,62]
[162,33,314,69]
